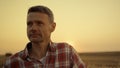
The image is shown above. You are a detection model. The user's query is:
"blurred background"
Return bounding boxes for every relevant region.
[0,0,120,54]
[0,0,120,68]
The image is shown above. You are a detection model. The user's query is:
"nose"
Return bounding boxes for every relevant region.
[31,23,38,31]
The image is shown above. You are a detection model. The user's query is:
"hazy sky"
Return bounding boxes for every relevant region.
[0,0,120,54]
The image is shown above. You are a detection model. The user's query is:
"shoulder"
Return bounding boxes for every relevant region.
[4,51,23,67]
[55,42,73,49]
[53,42,74,53]
[9,50,24,60]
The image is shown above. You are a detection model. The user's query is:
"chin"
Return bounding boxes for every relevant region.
[30,39,43,43]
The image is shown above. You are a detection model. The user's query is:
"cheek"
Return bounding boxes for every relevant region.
[27,27,32,33]
[43,28,51,35]
[47,25,52,32]
[27,28,30,35]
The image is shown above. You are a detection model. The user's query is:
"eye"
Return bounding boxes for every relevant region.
[36,21,43,26]
[27,21,32,26]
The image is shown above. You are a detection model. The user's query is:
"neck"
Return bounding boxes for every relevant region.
[30,40,50,60]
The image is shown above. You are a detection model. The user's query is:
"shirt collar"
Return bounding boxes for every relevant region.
[20,42,31,60]
[21,42,56,60]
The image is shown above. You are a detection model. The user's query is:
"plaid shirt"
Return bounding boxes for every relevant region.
[4,42,86,68]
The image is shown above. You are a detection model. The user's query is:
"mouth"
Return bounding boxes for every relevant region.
[30,34,40,38]
[31,35,38,37]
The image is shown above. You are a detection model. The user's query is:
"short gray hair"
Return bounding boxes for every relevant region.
[28,5,54,22]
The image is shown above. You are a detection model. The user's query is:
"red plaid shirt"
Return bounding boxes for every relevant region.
[4,42,86,68]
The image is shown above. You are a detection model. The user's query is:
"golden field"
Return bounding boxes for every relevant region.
[79,52,120,68]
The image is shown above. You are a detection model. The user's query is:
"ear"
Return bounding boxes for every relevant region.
[50,22,56,32]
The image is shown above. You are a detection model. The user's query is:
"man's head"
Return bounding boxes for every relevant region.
[28,5,54,22]
[27,5,56,43]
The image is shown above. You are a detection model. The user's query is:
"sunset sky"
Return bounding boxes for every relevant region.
[0,0,120,54]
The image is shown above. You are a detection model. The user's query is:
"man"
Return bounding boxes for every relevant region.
[4,5,86,68]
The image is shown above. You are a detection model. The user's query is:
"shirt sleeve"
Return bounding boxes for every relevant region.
[70,46,86,68]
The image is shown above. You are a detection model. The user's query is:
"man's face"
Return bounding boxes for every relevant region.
[27,12,55,43]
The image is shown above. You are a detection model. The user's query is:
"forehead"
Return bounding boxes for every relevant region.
[27,12,49,22]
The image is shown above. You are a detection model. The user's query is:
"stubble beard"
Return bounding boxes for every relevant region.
[28,34,43,43]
